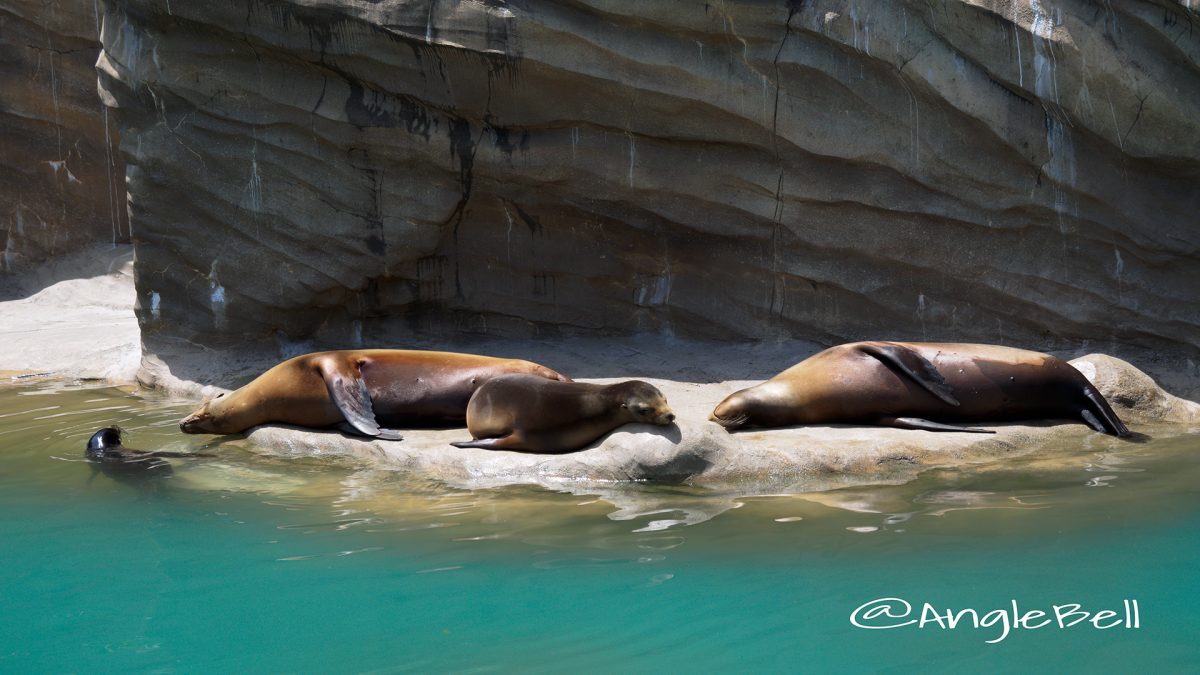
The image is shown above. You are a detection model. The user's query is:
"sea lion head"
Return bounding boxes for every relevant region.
[616,380,675,426]
[179,392,239,434]
[85,426,123,457]
[709,388,754,429]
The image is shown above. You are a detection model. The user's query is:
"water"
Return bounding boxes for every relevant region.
[1,381,1198,672]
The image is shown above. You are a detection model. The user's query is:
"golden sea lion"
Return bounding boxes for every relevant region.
[179,350,571,440]
[450,374,676,453]
[709,341,1129,436]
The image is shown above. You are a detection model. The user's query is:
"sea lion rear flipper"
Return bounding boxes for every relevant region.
[859,343,960,406]
[1081,387,1130,437]
[320,361,383,437]
[881,416,995,434]
[1079,409,1106,434]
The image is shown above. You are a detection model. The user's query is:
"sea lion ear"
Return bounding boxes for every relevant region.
[620,402,628,408]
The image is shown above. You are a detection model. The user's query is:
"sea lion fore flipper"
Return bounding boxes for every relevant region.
[335,422,403,441]
[859,343,960,406]
[881,416,995,433]
[320,360,383,437]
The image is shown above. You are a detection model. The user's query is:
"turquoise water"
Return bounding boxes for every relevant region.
[1,381,1198,673]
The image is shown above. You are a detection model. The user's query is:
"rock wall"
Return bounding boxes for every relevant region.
[0,0,127,278]
[95,0,1200,362]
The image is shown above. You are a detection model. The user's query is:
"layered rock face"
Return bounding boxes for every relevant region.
[1,0,127,277]
[95,1,1200,361]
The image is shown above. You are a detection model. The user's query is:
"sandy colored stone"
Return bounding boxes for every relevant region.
[0,244,140,382]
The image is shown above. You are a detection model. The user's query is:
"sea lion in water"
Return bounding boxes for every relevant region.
[710,341,1129,436]
[85,426,212,477]
[179,350,571,440]
[450,374,676,453]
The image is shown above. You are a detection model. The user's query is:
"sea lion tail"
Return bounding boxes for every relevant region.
[1079,386,1130,438]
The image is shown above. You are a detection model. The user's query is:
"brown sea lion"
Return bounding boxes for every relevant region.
[450,374,676,453]
[710,341,1129,436]
[179,350,571,440]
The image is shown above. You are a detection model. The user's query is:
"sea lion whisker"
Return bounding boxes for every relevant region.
[713,413,749,429]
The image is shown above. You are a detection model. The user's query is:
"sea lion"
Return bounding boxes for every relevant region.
[450,374,676,452]
[85,426,212,478]
[179,350,571,439]
[709,341,1130,436]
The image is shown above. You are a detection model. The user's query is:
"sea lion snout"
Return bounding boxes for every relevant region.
[180,390,228,433]
[646,408,676,426]
[627,403,676,426]
[710,392,751,429]
[179,408,213,433]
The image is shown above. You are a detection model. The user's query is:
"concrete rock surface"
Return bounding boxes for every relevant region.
[90,0,1200,376]
[0,244,140,381]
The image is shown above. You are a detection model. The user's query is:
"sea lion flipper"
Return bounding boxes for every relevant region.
[335,422,403,441]
[882,417,995,434]
[1081,387,1130,437]
[321,362,382,437]
[1079,409,1106,433]
[859,343,960,406]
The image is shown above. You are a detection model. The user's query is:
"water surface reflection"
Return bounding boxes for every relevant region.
[3,380,1197,559]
